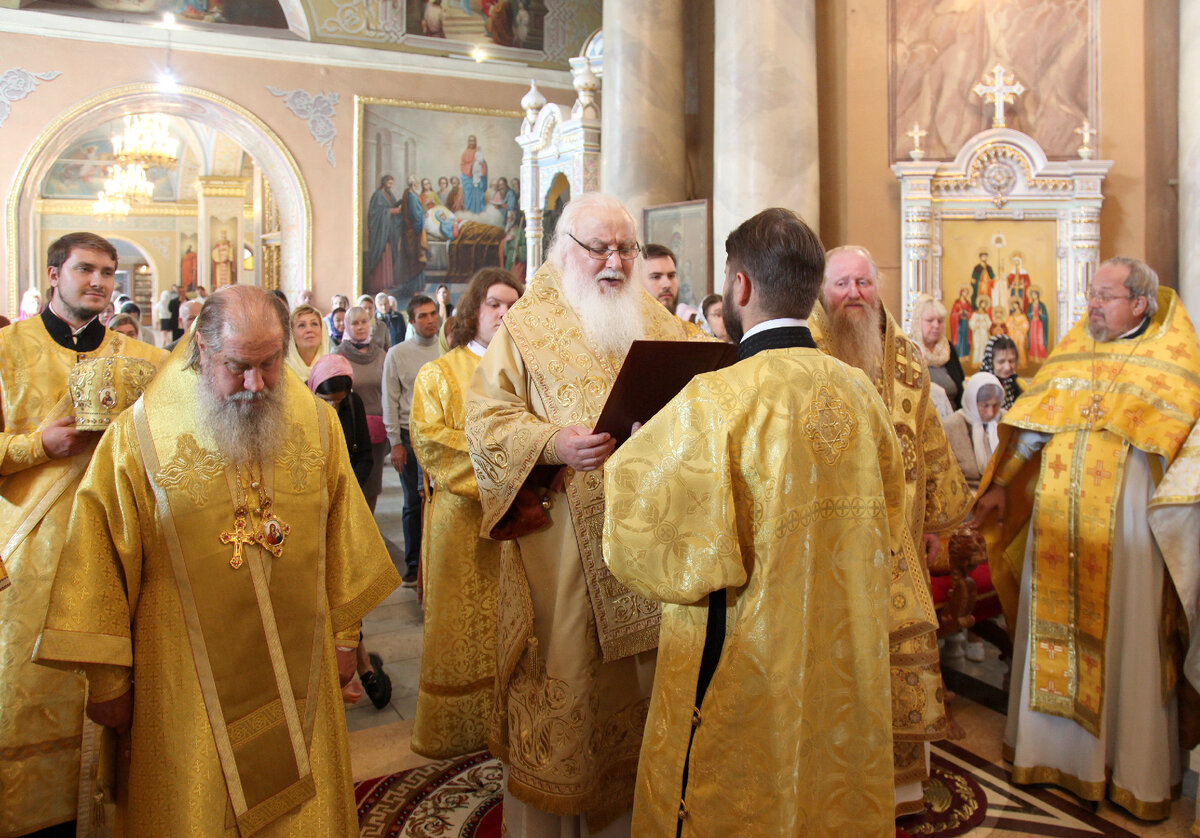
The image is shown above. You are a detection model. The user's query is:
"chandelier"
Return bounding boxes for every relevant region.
[91,161,155,217]
[111,114,179,171]
[92,190,131,218]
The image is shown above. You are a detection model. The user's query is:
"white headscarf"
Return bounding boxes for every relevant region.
[961,372,1004,475]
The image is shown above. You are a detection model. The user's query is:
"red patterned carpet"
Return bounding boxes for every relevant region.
[356,751,502,838]
[356,743,1145,837]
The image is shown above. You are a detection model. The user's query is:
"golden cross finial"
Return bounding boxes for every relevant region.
[973,64,1025,128]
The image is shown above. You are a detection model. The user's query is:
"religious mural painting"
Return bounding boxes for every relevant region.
[42,123,181,202]
[890,0,1094,162]
[643,199,711,309]
[405,0,543,50]
[355,97,523,301]
[209,217,239,287]
[941,219,1057,376]
[180,232,199,293]
[51,0,288,27]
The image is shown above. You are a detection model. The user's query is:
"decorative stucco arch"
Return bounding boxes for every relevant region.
[6,83,313,313]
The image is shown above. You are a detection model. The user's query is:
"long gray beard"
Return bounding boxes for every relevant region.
[824,299,884,383]
[197,370,288,466]
[559,266,646,357]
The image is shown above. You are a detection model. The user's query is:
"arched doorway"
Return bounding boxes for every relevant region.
[6,83,312,313]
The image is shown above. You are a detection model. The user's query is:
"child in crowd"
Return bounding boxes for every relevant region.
[307,354,392,709]
[942,372,1005,662]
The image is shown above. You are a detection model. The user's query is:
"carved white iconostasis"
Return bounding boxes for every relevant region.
[892,67,1112,375]
[516,32,601,269]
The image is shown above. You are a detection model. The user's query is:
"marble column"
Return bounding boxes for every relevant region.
[600,0,687,226]
[712,0,819,276]
[1180,0,1200,310]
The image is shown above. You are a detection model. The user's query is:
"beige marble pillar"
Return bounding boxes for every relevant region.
[1180,0,1200,310]
[712,0,819,276]
[600,0,687,226]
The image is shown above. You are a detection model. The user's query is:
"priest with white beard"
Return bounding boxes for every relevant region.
[465,192,703,837]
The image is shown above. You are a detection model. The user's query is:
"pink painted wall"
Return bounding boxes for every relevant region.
[0,30,574,315]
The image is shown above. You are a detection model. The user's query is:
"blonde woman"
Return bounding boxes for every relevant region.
[284,304,330,383]
[907,293,965,409]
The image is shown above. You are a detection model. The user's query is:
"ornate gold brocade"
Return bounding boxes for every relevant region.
[980,288,1200,739]
[810,303,966,789]
[409,347,500,758]
[0,318,164,837]
[604,351,904,837]
[464,264,697,825]
[34,358,398,836]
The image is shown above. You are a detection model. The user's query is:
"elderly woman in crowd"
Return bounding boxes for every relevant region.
[333,305,390,510]
[285,303,331,383]
[909,293,965,410]
[979,334,1024,410]
[106,313,141,340]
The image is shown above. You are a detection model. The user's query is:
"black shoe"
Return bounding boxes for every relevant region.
[401,570,418,588]
[360,653,392,710]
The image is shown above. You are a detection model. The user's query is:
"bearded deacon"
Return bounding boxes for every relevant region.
[813,245,971,814]
[974,257,1200,820]
[464,193,704,837]
[34,286,400,836]
[409,268,523,758]
[0,232,165,837]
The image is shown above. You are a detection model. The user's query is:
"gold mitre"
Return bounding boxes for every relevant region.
[69,356,156,431]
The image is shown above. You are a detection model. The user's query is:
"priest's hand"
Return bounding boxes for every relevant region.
[42,416,102,459]
[336,647,358,687]
[553,426,615,472]
[922,532,940,565]
[971,484,1007,528]
[86,688,133,735]
[390,443,407,473]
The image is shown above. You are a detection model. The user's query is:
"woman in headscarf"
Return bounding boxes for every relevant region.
[942,372,1005,492]
[979,334,1023,410]
[284,304,331,384]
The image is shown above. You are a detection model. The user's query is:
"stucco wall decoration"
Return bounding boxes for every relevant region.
[268,86,340,166]
[0,69,62,129]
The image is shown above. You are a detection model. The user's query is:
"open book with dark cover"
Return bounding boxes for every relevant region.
[489,339,737,540]
[593,339,739,445]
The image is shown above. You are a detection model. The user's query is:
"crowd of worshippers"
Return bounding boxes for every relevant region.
[2,194,1199,838]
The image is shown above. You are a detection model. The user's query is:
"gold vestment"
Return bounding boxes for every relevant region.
[0,317,164,838]
[811,303,969,794]
[464,263,699,826]
[979,289,1200,738]
[604,349,929,837]
[34,350,399,837]
[410,345,499,758]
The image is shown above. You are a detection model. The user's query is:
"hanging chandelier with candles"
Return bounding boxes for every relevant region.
[111,114,179,171]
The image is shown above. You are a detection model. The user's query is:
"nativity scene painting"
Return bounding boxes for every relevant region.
[359,100,524,300]
[941,219,1057,376]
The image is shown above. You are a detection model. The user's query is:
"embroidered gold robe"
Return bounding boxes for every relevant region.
[33,351,399,837]
[410,345,500,758]
[810,303,969,796]
[464,263,699,827]
[604,349,933,838]
[977,288,1200,817]
[0,317,164,838]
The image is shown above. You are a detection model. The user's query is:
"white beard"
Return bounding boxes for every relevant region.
[558,265,646,357]
[197,368,288,466]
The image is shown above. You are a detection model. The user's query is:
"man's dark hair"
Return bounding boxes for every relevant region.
[725,208,825,319]
[643,243,676,265]
[271,289,289,308]
[450,269,524,348]
[47,232,118,271]
[407,293,436,323]
[119,301,141,317]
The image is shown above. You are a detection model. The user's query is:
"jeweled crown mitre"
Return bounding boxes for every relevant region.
[69,356,156,431]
